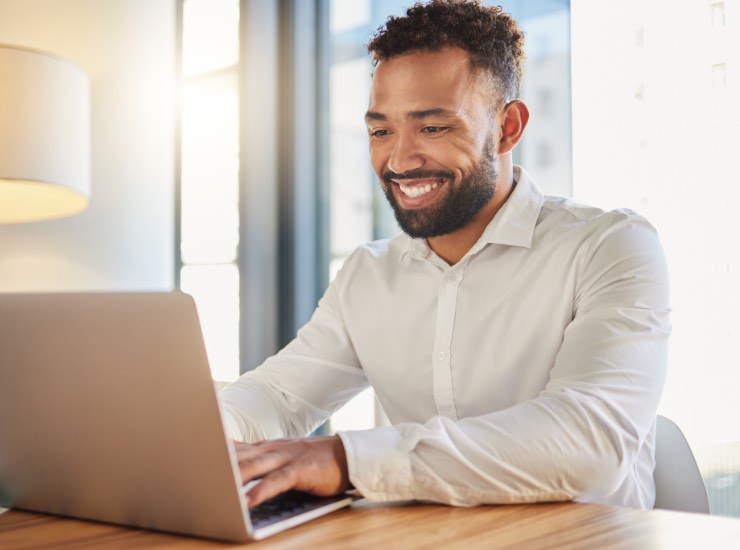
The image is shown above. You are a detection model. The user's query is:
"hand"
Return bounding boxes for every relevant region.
[232,436,352,508]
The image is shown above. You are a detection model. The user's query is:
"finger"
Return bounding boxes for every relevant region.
[245,466,300,509]
[236,445,292,486]
[232,438,287,458]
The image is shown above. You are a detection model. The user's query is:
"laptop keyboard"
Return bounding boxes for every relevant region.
[249,491,344,529]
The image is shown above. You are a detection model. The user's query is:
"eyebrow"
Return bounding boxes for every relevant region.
[365,108,458,121]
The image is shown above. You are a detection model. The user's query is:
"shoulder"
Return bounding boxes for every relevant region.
[535,196,667,284]
[340,234,408,268]
[330,233,409,284]
[538,196,660,246]
[541,195,645,226]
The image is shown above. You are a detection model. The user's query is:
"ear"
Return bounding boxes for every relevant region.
[498,100,529,155]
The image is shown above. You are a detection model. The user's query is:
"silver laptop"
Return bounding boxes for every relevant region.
[0,291,355,542]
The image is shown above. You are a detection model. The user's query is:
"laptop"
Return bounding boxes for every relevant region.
[0,291,355,542]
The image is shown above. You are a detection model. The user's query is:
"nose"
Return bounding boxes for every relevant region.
[387,131,424,175]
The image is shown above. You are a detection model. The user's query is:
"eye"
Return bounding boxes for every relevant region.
[369,128,390,138]
[421,126,446,135]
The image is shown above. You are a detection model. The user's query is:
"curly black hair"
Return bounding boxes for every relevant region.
[368,0,525,104]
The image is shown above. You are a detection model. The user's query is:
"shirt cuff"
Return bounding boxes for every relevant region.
[337,427,413,502]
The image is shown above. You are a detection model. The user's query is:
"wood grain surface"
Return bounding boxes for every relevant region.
[2,500,740,549]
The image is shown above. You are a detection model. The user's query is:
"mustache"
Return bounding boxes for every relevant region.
[383,169,454,183]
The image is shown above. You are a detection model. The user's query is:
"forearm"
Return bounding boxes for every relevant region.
[219,375,305,442]
[339,392,654,506]
[220,349,370,443]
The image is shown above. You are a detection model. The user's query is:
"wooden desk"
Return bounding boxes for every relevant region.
[2,501,740,549]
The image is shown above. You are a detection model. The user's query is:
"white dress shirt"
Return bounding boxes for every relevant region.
[220,166,671,509]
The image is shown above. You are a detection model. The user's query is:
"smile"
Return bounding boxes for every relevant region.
[397,180,442,198]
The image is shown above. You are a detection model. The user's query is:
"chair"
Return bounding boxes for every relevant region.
[653,415,710,513]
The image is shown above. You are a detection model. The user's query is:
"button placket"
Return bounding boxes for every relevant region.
[431,269,463,419]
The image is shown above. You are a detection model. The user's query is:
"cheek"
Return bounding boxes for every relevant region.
[441,138,484,174]
[369,142,389,174]
[454,116,496,160]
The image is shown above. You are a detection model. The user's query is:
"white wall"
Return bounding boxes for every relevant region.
[0,0,175,291]
[572,0,740,449]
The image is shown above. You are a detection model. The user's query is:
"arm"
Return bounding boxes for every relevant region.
[218,271,368,507]
[219,274,371,443]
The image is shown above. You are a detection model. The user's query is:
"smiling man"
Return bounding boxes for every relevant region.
[220,0,670,511]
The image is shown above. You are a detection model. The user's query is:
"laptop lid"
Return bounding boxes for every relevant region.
[0,292,251,542]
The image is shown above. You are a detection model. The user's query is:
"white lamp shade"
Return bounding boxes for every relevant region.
[0,45,90,223]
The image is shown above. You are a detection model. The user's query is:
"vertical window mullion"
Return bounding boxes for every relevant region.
[238,0,281,373]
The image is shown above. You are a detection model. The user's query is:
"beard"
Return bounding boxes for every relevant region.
[381,136,498,239]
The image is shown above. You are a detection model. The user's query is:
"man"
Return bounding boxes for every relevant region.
[220,0,670,510]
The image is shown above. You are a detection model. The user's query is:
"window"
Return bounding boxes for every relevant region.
[711,1,726,29]
[177,1,326,384]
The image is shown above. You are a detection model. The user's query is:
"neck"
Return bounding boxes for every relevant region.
[427,159,515,266]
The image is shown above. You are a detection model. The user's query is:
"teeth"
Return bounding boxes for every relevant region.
[399,181,439,198]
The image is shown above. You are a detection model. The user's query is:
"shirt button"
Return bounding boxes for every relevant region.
[446,273,457,281]
[437,351,447,361]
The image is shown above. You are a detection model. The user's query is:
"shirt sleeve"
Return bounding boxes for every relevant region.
[219,262,371,443]
[338,213,670,506]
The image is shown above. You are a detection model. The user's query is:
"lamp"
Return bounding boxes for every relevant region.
[0,44,90,223]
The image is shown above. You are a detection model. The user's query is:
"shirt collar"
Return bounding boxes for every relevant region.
[399,165,545,262]
[400,235,431,262]
[478,165,544,249]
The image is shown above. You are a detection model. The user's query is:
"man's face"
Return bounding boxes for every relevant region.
[366,48,501,239]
